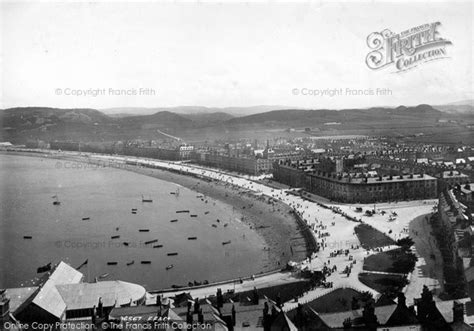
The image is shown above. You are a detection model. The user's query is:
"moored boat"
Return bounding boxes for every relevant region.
[222,240,231,245]
[166,264,174,270]
[167,252,178,256]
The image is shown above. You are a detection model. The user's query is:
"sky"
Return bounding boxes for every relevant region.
[1,1,473,110]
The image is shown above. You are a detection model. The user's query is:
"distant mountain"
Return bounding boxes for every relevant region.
[433,99,474,114]
[224,104,444,128]
[180,112,234,125]
[101,105,294,117]
[119,111,194,130]
[1,104,470,144]
[1,107,111,129]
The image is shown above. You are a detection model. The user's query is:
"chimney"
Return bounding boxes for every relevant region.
[232,305,236,327]
[194,298,200,314]
[198,308,204,324]
[453,301,464,323]
[397,293,406,308]
[252,287,259,305]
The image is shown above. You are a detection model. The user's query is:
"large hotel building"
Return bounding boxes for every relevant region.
[273,160,438,203]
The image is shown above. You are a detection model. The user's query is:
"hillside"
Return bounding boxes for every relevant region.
[1,104,472,144]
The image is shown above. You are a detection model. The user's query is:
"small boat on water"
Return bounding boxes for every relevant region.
[188,237,197,240]
[52,195,61,205]
[167,252,178,256]
[126,260,134,266]
[190,214,197,218]
[211,224,217,228]
[123,242,129,246]
[82,217,90,221]
[139,229,150,232]
[224,223,228,227]
[111,235,120,239]
[204,211,210,215]
[141,261,151,264]
[170,219,178,223]
[153,244,163,248]
[145,239,158,245]
[222,240,231,245]
[107,262,118,265]
[166,264,174,270]
[142,195,153,203]
[176,210,190,213]
[23,236,32,239]
[132,211,137,214]
[170,192,175,195]
[171,284,184,289]
[99,273,109,279]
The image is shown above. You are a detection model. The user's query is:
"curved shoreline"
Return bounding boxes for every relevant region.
[1,149,312,289]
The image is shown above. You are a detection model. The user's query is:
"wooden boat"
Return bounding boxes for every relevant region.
[153,244,163,248]
[126,260,135,266]
[141,261,151,264]
[224,223,229,227]
[23,236,32,239]
[132,211,137,214]
[167,252,178,256]
[170,219,178,223]
[82,217,90,221]
[52,195,61,205]
[123,242,129,246]
[139,229,150,232]
[141,195,153,203]
[107,262,118,265]
[176,210,189,213]
[204,211,210,215]
[211,224,217,228]
[188,237,197,240]
[145,239,158,245]
[190,214,198,218]
[99,273,109,279]
[111,235,120,239]
[188,282,194,287]
[222,240,231,245]
[166,264,174,270]
[37,262,52,273]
